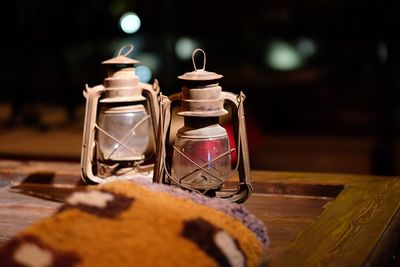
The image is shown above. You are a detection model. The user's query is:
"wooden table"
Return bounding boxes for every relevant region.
[0,159,399,266]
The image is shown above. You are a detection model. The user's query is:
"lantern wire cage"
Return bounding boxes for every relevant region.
[81,44,160,184]
[154,49,252,203]
[157,95,247,193]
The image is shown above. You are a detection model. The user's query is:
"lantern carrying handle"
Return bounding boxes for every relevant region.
[117,44,134,57]
[192,48,206,71]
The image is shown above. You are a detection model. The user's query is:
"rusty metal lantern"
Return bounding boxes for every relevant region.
[81,44,160,184]
[154,49,252,203]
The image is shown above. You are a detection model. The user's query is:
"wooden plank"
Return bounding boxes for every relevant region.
[363,206,400,266]
[271,179,400,267]
[251,170,394,185]
[0,160,81,178]
[0,187,61,245]
[0,159,393,187]
[245,194,333,261]
[264,218,313,260]
[0,159,395,191]
[245,193,332,219]
[251,181,343,197]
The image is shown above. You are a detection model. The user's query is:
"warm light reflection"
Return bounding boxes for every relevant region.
[119,12,141,34]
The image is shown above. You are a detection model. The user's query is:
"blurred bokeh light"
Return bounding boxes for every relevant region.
[119,12,141,34]
[136,65,152,83]
[175,37,200,60]
[0,0,399,176]
[266,40,303,71]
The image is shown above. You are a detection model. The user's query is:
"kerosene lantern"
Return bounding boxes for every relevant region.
[154,49,252,203]
[81,44,160,184]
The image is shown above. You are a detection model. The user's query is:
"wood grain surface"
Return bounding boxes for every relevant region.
[0,160,399,266]
[271,179,400,267]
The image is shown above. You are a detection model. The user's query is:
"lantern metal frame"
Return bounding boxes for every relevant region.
[153,49,252,203]
[81,44,160,184]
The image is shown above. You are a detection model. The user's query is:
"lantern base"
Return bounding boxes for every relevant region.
[96,160,152,179]
[178,176,224,191]
[168,178,219,197]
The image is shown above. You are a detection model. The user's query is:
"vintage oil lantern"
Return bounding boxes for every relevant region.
[81,44,160,184]
[154,49,252,203]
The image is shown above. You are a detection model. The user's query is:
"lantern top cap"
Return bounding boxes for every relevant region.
[102,44,140,65]
[178,48,223,81]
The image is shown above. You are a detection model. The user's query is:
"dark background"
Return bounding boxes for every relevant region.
[0,0,399,175]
